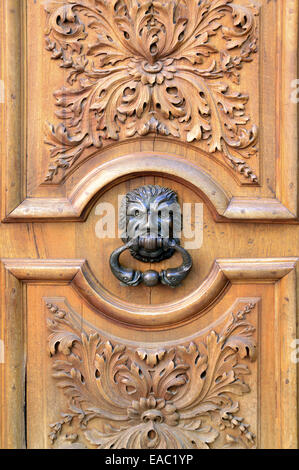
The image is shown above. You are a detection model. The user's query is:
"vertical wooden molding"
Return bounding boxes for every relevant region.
[274,268,298,448]
[276,0,298,216]
[0,1,26,448]
[0,264,26,449]
[297,262,299,447]
[0,0,25,219]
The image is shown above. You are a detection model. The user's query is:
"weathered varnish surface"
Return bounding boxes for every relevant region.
[0,0,298,449]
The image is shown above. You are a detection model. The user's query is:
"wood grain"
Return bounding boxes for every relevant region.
[0,0,298,450]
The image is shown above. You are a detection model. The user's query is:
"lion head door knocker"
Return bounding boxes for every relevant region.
[109,185,192,288]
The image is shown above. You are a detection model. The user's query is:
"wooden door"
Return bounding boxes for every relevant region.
[0,0,298,449]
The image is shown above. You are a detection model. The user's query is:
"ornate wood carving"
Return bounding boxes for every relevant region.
[2,257,297,327]
[4,153,296,222]
[3,1,298,223]
[2,257,298,448]
[44,0,259,182]
[46,300,257,449]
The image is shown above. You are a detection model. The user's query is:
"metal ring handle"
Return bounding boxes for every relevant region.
[160,240,192,287]
[109,239,192,288]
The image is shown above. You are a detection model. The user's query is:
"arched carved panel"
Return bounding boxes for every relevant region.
[1,257,297,448]
[1,0,298,222]
[4,153,295,222]
[3,257,296,328]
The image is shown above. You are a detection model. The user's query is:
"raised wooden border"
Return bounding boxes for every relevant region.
[0,256,298,448]
[1,1,298,222]
[0,261,26,449]
[2,257,297,328]
[0,0,25,218]
[2,153,297,222]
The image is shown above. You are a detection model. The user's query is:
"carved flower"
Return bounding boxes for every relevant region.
[44,0,259,182]
[128,58,176,86]
[46,301,257,449]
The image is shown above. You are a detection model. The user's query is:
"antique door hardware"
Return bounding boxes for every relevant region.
[109,185,192,287]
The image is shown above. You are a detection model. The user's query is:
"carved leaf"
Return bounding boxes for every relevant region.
[173,420,219,449]
[48,331,80,356]
[226,335,257,361]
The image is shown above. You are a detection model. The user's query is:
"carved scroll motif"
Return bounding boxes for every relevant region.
[44,0,259,182]
[46,301,257,449]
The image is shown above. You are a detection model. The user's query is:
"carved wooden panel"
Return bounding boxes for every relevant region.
[45,300,257,449]
[0,0,298,452]
[1,0,298,221]
[43,0,259,183]
[1,256,298,448]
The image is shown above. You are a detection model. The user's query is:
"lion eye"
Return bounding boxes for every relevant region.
[135,210,140,216]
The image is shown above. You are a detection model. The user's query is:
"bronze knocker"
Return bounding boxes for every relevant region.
[109,185,192,288]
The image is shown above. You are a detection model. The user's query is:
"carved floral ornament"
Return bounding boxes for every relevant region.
[46,301,257,449]
[44,0,259,182]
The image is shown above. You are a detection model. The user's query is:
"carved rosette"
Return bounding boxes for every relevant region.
[46,301,257,449]
[44,0,259,182]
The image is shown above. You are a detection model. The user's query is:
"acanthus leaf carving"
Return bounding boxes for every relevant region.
[44,0,259,182]
[46,300,257,449]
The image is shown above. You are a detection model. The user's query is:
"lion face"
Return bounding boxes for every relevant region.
[119,185,181,263]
